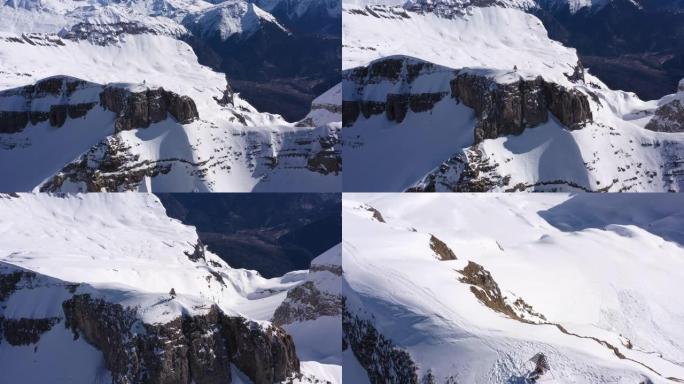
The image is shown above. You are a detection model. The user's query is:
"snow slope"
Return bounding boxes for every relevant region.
[342,2,684,192]
[0,193,339,383]
[343,193,684,383]
[0,0,341,192]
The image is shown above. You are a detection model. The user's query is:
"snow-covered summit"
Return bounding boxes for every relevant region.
[184,0,288,40]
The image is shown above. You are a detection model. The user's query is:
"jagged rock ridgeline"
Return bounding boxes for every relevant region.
[343,56,593,144]
[0,76,199,135]
[62,294,300,384]
[451,71,592,143]
[100,85,199,132]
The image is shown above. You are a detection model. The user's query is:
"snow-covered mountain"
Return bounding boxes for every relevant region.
[343,193,684,383]
[183,0,289,40]
[0,193,341,383]
[342,0,684,192]
[0,0,341,192]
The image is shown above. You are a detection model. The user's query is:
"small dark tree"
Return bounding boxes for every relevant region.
[169,288,176,297]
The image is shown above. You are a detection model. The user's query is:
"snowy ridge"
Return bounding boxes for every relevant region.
[183,0,289,40]
[0,0,341,192]
[0,193,338,383]
[343,194,684,383]
[342,4,684,192]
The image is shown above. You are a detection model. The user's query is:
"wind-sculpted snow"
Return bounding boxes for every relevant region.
[343,194,684,383]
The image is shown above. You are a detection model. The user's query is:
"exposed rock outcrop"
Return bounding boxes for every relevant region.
[429,235,457,261]
[361,204,385,223]
[272,281,343,326]
[451,72,592,143]
[184,240,206,262]
[0,270,36,301]
[1,317,60,346]
[39,136,174,192]
[343,307,419,384]
[527,352,550,382]
[0,77,97,133]
[60,22,165,46]
[458,261,546,323]
[408,146,509,192]
[306,133,342,175]
[343,57,449,126]
[646,97,684,133]
[344,57,593,143]
[62,294,300,384]
[99,86,199,132]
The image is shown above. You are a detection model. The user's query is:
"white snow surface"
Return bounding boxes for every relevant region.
[343,193,684,383]
[0,192,339,383]
[0,0,340,192]
[342,4,684,192]
[0,193,301,320]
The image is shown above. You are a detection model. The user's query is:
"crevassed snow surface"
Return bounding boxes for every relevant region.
[343,193,684,383]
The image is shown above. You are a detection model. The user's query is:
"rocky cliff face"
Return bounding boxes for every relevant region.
[343,57,593,144]
[272,281,342,326]
[1,262,301,384]
[0,76,98,134]
[342,57,449,127]
[451,71,592,143]
[99,85,199,132]
[646,99,684,132]
[62,294,300,384]
[0,76,200,135]
[39,135,175,192]
[646,83,684,132]
[272,246,343,326]
[343,307,418,384]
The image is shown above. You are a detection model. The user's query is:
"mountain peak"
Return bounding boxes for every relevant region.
[184,0,288,40]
